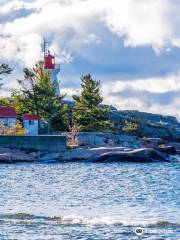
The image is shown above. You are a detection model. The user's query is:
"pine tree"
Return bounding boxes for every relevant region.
[0,64,13,106]
[12,62,69,132]
[0,63,13,89]
[0,64,13,78]
[72,74,110,132]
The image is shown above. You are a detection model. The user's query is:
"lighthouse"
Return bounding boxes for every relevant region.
[43,39,60,93]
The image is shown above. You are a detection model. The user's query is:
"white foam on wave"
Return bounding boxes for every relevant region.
[0,213,179,227]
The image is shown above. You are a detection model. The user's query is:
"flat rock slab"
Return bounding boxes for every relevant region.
[93,148,169,163]
[62,147,169,162]
[0,148,37,163]
[0,146,171,163]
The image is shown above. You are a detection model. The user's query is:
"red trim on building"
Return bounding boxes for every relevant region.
[0,107,16,117]
[23,114,40,121]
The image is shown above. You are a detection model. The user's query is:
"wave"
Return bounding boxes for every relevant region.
[0,213,179,228]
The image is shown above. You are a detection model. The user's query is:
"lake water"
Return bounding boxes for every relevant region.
[0,157,179,239]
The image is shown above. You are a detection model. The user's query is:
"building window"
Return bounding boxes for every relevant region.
[1,118,8,126]
[29,120,34,125]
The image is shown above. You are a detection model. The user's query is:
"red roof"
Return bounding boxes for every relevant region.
[0,107,16,117]
[23,114,40,120]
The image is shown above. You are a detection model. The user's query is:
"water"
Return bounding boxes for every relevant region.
[0,157,179,239]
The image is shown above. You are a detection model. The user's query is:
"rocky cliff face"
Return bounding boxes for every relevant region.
[76,132,141,148]
[111,110,180,142]
[65,101,180,142]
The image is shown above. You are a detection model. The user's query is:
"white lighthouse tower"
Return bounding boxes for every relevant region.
[43,39,60,93]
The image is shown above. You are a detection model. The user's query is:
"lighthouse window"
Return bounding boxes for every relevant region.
[29,120,34,125]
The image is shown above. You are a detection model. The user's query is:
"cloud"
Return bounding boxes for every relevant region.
[0,0,180,119]
[0,1,34,24]
[102,73,180,94]
[101,73,180,119]
[61,87,79,99]
[1,0,180,66]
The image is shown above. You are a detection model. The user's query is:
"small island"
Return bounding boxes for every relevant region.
[0,62,179,163]
[0,1,180,239]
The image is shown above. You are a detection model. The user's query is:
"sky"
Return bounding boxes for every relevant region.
[0,0,180,119]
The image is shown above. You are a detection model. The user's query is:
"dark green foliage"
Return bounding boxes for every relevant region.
[12,62,70,132]
[72,74,111,132]
[0,64,13,77]
[0,64,13,106]
[0,63,13,89]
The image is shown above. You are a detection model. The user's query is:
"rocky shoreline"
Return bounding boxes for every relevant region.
[0,136,179,163]
[0,107,180,164]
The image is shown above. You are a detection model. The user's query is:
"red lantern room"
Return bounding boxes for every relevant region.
[44,50,55,69]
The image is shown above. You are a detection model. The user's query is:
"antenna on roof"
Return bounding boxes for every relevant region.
[43,38,49,58]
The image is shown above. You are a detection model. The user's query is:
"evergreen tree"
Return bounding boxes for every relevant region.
[0,63,13,89]
[0,64,13,78]
[12,62,69,132]
[72,74,110,132]
[0,64,13,106]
